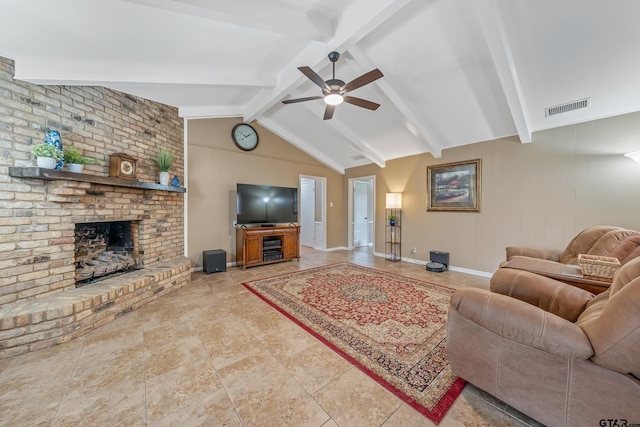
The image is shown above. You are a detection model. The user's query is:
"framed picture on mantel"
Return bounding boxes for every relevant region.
[427,159,481,212]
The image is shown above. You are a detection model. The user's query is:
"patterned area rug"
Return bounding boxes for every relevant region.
[242,262,465,424]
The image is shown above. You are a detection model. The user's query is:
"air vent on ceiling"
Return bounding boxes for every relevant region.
[351,154,365,161]
[545,98,590,117]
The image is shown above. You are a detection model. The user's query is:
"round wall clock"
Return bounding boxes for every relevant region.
[231,123,259,151]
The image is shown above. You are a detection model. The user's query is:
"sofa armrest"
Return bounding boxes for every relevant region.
[450,288,593,359]
[490,268,595,322]
[506,246,561,262]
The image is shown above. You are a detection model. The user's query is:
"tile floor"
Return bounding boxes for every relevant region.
[0,249,544,426]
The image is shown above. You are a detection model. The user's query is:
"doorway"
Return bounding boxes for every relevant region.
[299,175,326,250]
[348,176,375,253]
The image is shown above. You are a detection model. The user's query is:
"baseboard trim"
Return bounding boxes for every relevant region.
[372,252,493,278]
[192,261,236,273]
[448,265,493,278]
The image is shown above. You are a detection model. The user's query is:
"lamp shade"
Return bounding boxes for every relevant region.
[386,193,402,209]
[624,151,640,164]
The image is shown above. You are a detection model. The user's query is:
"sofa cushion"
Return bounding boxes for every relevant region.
[560,226,640,265]
[578,258,640,377]
[451,288,593,359]
[491,267,594,322]
[591,229,640,264]
[505,246,560,262]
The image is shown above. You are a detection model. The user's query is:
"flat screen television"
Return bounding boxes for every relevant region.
[236,183,298,225]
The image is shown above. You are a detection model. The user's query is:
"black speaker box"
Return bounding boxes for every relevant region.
[203,249,226,274]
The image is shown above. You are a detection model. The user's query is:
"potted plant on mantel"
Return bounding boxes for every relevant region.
[63,146,101,173]
[154,148,173,186]
[31,143,63,169]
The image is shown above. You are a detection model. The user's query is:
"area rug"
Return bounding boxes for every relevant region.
[242,262,465,424]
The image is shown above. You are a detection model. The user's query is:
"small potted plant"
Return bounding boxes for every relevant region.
[63,146,101,173]
[154,149,174,186]
[389,215,398,226]
[31,143,63,169]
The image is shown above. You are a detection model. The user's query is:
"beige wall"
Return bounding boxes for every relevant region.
[187,117,346,267]
[188,112,640,274]
[346,111,640,274]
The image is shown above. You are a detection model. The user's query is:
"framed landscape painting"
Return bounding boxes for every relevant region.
[427,159,481,212]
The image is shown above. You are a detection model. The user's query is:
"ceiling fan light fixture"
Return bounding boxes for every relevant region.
[324,93,344,105]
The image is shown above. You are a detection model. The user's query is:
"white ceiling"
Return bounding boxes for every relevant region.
[2,0,640,173]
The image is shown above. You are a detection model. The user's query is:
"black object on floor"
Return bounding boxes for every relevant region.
[427,250,449,272]
[203,249,226,274]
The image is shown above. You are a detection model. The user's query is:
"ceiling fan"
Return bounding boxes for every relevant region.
[282,51,383,120]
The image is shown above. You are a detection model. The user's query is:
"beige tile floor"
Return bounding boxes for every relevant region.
[0,249,544,426]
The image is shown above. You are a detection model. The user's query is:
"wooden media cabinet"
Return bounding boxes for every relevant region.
[236,225,300,269]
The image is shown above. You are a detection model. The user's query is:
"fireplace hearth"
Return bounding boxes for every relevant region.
[75,221,139,287]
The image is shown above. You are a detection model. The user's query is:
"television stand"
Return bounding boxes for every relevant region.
[236,225,300,269]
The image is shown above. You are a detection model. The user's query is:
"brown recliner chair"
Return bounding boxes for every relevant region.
[447,256,640,426]
[504,225,640,266]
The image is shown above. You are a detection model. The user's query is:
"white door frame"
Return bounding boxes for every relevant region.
[299,174,327,250]
[347,175,375,251]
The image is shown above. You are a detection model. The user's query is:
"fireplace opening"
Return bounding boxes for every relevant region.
[75,221,139,287]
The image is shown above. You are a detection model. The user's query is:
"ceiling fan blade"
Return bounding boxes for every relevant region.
[323,104,335,120]
[342,68,383,93]
[343,96,380,111]
[282,96,324,104]
[298,66,330,90]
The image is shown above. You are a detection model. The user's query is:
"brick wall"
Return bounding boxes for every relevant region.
[0,56,185,307]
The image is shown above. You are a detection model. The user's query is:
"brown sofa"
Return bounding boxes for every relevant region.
[504,225,640,266]
[447,256,640,426]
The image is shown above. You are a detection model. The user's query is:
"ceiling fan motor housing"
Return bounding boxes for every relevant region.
[323,79,346,95]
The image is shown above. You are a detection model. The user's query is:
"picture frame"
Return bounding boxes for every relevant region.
[427,159,481,212]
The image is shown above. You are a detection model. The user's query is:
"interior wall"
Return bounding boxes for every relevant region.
[346,111,640,274]
[187,117,345,267]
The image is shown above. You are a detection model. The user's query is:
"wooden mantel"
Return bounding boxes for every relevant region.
[8,167,186,193]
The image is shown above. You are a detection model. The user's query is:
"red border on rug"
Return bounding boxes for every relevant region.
[242,263,466,424]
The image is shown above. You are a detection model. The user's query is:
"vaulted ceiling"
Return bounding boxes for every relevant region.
[2,0,639,173]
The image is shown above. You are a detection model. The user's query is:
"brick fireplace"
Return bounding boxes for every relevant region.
[0,56,191,358]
